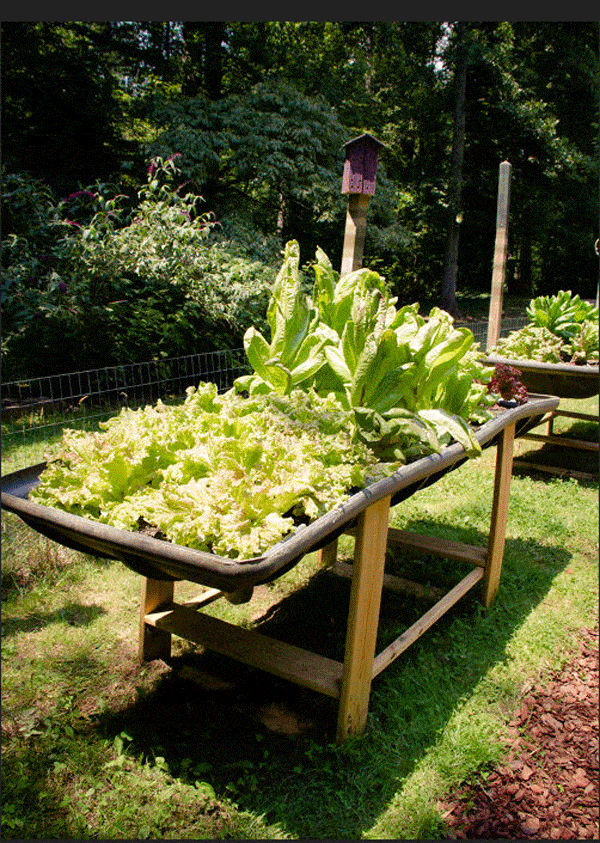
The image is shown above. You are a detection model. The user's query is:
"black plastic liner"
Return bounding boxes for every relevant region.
[1,395,559,592]
[483,356,599,400]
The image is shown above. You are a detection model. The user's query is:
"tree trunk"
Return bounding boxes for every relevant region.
[203,22,224,101]
[276,183,287,243]
[440,22,467,316]
[181,22,203,96]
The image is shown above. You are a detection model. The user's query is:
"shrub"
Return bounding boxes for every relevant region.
[1,158,276,379]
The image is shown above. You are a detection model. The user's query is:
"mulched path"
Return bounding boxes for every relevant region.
[439,626,599,840]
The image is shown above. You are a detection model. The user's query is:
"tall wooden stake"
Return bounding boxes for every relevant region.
[341,194,370,275]
[487,161,512,351]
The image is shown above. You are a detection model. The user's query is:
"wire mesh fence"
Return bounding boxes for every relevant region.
[1,318,528,473]
[1,348,249,472]
[454,316,528,345]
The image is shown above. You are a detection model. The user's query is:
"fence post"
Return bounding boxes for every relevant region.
[487,161,511,351]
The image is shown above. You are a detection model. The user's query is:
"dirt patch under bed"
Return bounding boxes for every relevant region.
[438,625,599,840]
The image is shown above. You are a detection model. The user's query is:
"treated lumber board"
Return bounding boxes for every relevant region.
[181,588,224,610]
[372,567,484,677]
[139,577,175,662]
[331,559,445,601]
[513,460,596,481]
[521,432,598,452]
[337,495,391,742]
[482,423,515,607]
[386,527,487,567]
[317,538,339,568]
[145,603,343,698]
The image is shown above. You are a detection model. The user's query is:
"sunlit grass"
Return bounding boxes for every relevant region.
[1,398,597,839]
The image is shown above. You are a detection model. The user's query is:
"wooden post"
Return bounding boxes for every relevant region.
[482,422,516,607]
[340,133,385,276]
[139,576,175,662]
[487,161,512,351]
[337,494,390,742]
[341,194,371,275]
[317,537,339,568]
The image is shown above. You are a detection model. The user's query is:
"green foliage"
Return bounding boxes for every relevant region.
[145,79,347,254]
[2,22,598,301]
[31,384,398,559]
[1,22,126,192]
[526,290,599,342]
[1,158,276,378]
[238,241,496,462]
[493,325,568,363]
[492,290,599,364]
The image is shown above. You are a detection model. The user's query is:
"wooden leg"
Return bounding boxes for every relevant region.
[336,495,391,743]
[317,538,338,568]
[139,577,175,662]
[482,423,516,607]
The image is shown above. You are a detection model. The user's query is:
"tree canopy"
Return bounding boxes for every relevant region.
[2,20,598,306]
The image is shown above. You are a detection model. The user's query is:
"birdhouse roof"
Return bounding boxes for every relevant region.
[342,132,386,150]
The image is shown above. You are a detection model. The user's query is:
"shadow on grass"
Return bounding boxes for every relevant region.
[513,441,599,483]
[87,523,571,840]
[1,602,106,637]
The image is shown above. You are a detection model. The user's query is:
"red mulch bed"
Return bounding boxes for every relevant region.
[439,626,599,840]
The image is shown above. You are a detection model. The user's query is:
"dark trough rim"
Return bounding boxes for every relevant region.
[1,395,559,591]
[481,356,599,400]
[482,356,599,377]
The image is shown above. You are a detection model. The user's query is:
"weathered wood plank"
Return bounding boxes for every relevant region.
[331,559,445,601]
[145,604,343,698]
[139,577,175,662]
[482,423,515,607]
[385,527,487,567]
[513,460,596,481]
[521,432,598,452]
[337,495,391,742]
[180,588,224,610]
[551,409,599,422]
[372,567,484,677]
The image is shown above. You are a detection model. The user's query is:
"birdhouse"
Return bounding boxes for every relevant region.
[341,133,386,196]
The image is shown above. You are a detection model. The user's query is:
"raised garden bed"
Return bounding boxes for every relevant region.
[481,356,599,479]
[1,395,558,742]
[481,356,599,400]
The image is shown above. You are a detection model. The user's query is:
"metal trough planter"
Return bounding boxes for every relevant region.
[482,356,599,400]
[1,395,558,742]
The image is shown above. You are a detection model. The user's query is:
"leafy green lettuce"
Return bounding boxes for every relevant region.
[492,290,599,365]
[32,385,401,559]
[237,241,496,461]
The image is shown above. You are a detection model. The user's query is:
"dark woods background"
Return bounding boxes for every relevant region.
[2,21,598,377]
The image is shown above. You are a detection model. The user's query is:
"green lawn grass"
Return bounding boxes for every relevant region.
[1,396,597,839]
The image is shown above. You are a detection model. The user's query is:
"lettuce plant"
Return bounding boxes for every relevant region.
[32,242,501,557]
[526,290,598,343]
[237,241,496,461]
[492,290,599,365]
[32,385,402,559]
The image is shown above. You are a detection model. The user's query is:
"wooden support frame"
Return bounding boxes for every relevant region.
[139,423,520,742]
[515,406,599,480]
[520,408,599,453]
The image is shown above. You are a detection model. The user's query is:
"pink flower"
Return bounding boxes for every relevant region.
[67,190,96,201]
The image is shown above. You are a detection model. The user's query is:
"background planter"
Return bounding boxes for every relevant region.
[482,356,599,400]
